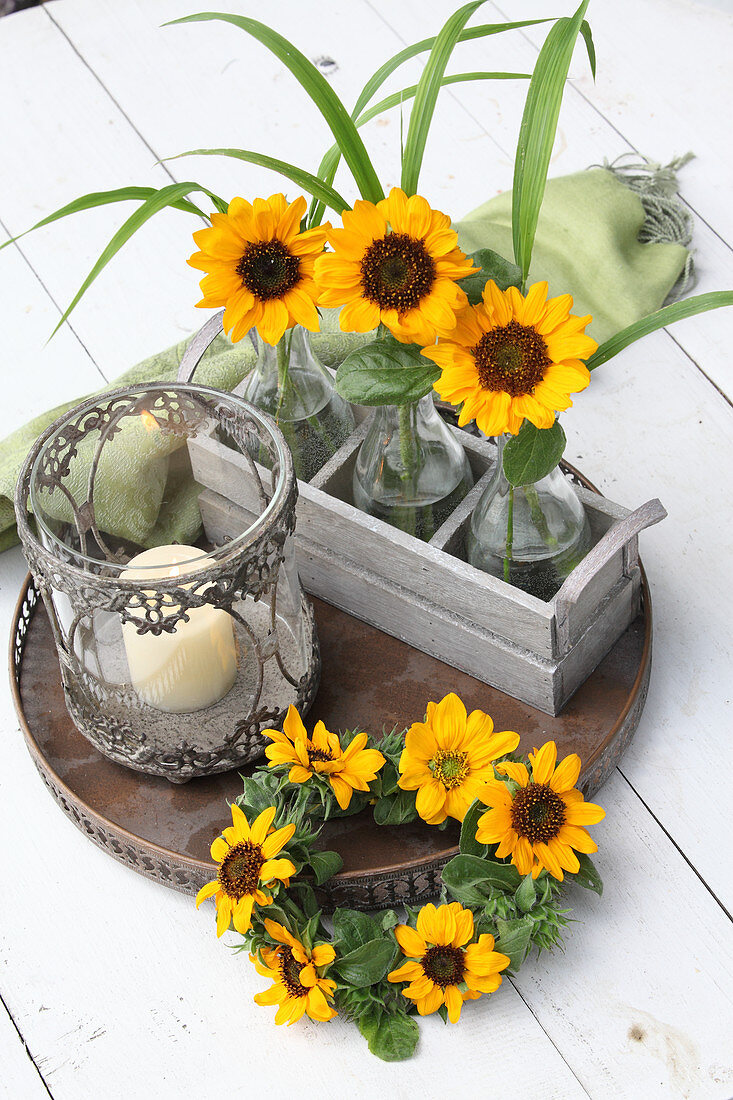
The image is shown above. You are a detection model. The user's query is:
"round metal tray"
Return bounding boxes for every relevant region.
[10,573,651,910]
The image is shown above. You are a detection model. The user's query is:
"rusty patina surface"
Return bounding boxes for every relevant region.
[12,578,650,908]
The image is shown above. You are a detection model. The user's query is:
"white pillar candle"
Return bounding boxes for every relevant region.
[121,545,237,713]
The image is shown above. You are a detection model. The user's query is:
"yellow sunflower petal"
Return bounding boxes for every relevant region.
[415,780,447,824]
[261,823,297,859]
[329,775,353,810]
[549,752,582,793]
[444,984,464,1023]
[232,893,255,934]
[260,858,296,884]
[251,806,277,846]
[215,896,232,938]
[415,984,444,1016]
[210,836,230,863]
[311,943,336,967]
[563,799,606,826]
[389,959,424,982]
[529,741,557,785]
[395,924,428,959]
[495,761,530,786]
[195,880,219,908]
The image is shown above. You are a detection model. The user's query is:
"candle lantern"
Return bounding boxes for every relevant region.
[15,383,320,782]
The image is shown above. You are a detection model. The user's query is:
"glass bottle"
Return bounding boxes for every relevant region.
[352,395,474,542]
[466,435,591,601]
[239,325,355,481]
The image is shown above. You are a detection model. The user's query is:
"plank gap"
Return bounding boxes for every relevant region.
[617,768,733,924]
[0,990,55,1099]
[507,976,593,1098]
[0,216,107,385]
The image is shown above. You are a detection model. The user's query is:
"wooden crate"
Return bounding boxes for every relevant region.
[178,316,665,716]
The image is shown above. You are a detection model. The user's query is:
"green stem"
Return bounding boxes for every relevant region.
[524,484,558,548]
[504,486,514,583]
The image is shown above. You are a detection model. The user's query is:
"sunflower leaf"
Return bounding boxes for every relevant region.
[586,291,733,370]
[401,1,491,196]
[167,13,383,204]
[358,1006,419,1061]
[163,148,350,216]
[442,854,521,904]
[332,909,382,952]
[307,849,344,886]
[515,874,538,913]
[502,420,567,487]
[335,338,440,407]
[458,249,523,304]
[373,788,419,826]
[512,1,592,286]
[332,938,396,987]
[495,915,534,970]
[572,853,604,896]
[458,799,488,857]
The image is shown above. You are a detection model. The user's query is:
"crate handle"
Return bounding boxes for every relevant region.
[554,497,667,649]
[176,311,259,384]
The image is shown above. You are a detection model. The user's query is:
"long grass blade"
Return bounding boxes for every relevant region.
[308,17,552,225]
[164,148,350,215]
[49,182,222,337]
[586,292,733,370]
[401,1,490,196]
[166,12,384,204]
[0,186,212,253]
[512,0,591,286]
[309,69,530,227]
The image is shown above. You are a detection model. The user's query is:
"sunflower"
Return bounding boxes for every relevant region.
[195,804,296,937]
[388,902,509,1023]
[253,919,337,1025]
[188,193,328,345]
[422,279,598,436]
[314,187,476,344]
[398,693,519,825]
[475,740,605,880]
[265,705,385,810]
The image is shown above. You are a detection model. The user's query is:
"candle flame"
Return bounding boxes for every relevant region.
[140,410,159,432]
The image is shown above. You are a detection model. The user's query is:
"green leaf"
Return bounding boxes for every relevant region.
[373,789,419,826]
[579,20,596,79]
[381,910,400,931]
[512,1,591,285]
[307,849,344,886]
[495,915,534,970]
[358,1007,419,1061]
[0,186,211,254]
[164,147,349,216]
[458,799,488,857]
[502,420,567,487]
[376,760,400,798]
[401,1,490,196]
[442,854,521,905]
[335,337,440,406]
[332,938,396,987]
[332,909,382,953]
[573,853,603,896]
[167,12,383,204]
[586,291,733,370]
[515,874,537,913]
[308,15,552,224]
[458,248,523,304]
[49,181,224,336]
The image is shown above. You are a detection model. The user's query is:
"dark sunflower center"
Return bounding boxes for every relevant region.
[236,239,301,301]
[422,945,465,988]
[472,320,551,397]
[279,946,309,998]
[360,232,436,313]
[429,749,469,790]
[308,747,333,763]
[510,782,566,844]
[217,840,264,900]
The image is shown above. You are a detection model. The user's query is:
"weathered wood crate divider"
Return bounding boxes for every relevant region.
[178,315,666,716]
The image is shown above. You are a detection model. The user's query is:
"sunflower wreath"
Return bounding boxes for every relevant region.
[196,692,605,1061]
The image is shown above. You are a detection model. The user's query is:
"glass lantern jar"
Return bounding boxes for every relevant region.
[15,384,320,782]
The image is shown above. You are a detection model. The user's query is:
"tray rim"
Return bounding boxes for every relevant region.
[9,569,652,901]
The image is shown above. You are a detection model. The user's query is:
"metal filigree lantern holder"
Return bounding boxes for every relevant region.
[15,383,320,782]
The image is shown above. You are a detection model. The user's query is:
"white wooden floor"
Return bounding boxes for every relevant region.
[1,2,732,1097]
